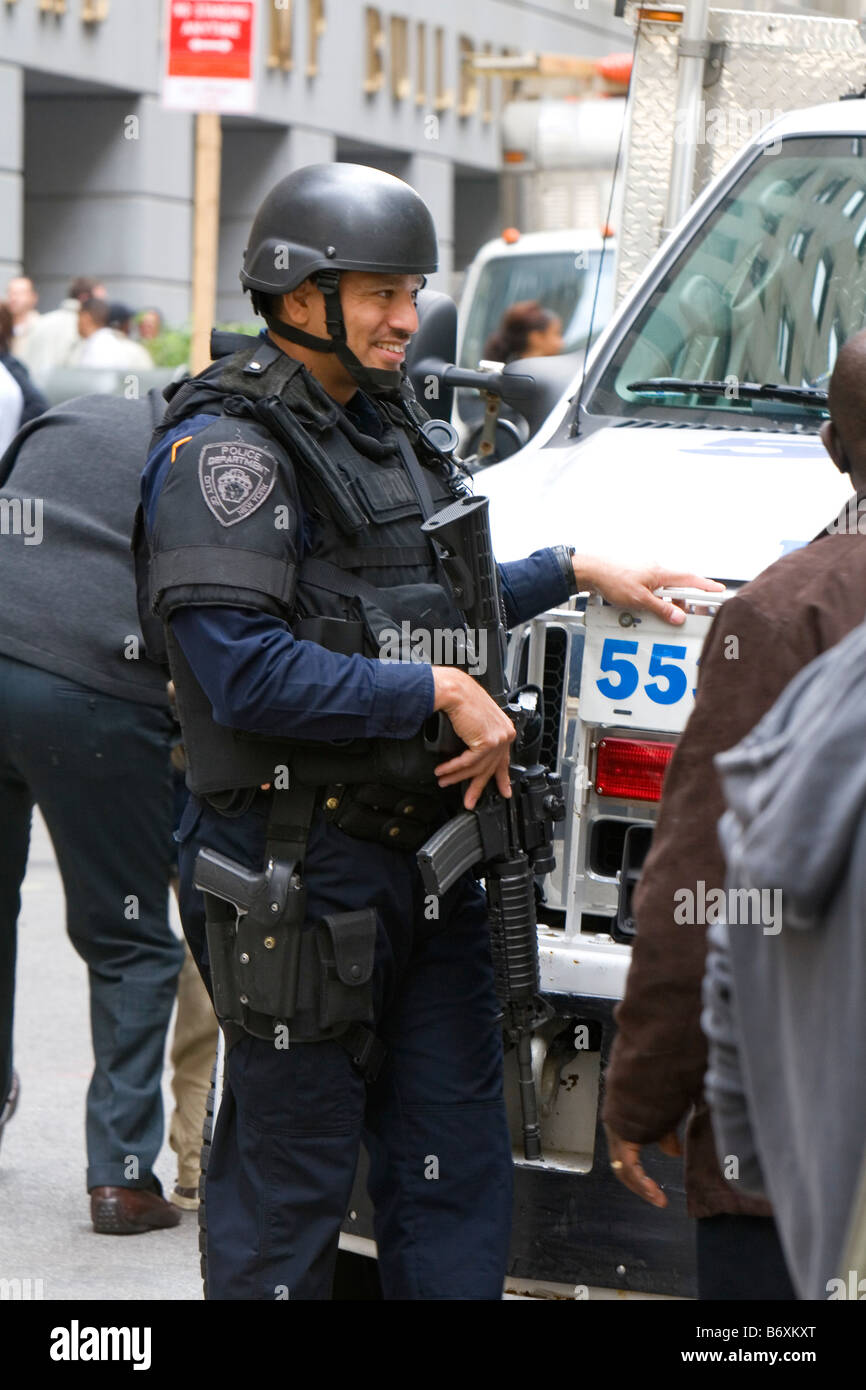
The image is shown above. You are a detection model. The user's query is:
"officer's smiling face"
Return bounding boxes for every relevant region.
[274,272,422,401]
[339,272,422,373]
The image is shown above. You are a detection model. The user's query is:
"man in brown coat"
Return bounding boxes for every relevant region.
[602,329,866,1299]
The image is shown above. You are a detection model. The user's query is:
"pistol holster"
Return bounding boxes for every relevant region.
[195,785,381,1069]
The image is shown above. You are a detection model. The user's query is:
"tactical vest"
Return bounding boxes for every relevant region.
[142,337,467,803]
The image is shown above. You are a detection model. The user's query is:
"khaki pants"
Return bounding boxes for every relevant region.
[169,940,218,1191]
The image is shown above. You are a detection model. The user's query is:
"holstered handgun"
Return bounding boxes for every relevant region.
[194,848,307,1023]
[194,847,378,1041]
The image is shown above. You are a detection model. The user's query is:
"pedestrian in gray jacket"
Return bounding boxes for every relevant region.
[703,616,866,1299]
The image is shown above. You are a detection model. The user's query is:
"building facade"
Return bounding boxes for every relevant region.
[0,0,629,323]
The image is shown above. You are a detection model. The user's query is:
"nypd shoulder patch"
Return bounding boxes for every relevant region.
[198,440,277,527]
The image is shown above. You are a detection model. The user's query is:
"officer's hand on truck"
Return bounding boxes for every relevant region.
[571,557,726,625]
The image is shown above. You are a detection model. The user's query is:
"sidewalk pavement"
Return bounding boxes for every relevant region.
[1,811,202,1301]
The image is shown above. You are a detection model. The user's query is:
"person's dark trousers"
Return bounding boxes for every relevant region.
[177,791,515,1301]
[697,1214,798,1299]
[0,653,184,1189]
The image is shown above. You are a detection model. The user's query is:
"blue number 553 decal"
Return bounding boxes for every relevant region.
[596,639,688,706]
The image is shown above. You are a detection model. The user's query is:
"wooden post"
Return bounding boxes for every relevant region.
[190,112,222,376]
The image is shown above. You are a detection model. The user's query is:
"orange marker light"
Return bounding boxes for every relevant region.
[502,227,521,244]
[636,8,683,22]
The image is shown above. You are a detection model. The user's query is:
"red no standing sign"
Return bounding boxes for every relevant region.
[164,0,257,113]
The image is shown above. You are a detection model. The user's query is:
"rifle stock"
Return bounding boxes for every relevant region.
[420,495,507,702]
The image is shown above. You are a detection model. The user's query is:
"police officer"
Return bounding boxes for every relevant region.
[138,163,718,1300]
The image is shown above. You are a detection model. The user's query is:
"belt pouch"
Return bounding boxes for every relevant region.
[315,909,377,1031]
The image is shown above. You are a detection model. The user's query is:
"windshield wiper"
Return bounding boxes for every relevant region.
[627,378,828,410]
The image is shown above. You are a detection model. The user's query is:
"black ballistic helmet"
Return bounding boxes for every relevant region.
[240,162,438,395]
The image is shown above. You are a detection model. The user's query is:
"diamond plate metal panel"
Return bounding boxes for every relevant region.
[617,6,866,301]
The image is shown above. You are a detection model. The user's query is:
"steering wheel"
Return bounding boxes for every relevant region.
[725,242,787,315]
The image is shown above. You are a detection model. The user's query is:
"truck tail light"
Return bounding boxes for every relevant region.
[595,737,675,802]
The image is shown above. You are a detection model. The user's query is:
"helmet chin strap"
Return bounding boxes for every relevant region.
[263,317,338,354]
[264,270,405,398]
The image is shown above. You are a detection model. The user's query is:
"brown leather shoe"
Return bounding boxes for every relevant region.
[90,1185,182,1235]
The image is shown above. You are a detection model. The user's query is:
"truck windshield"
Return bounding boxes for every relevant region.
[460,249,615,369]
[587,136,866,428]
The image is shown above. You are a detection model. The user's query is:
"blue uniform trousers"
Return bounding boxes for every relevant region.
[177,791,514,1300]
[0,653,184,1188]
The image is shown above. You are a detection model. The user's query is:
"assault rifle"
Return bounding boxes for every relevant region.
[417,496,565,1161]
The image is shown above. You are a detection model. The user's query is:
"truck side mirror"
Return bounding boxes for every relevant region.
[407,289,579,442]
[406,288,458,422]
[499,351,584,435]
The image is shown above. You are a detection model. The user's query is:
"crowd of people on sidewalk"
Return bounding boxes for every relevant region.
[0,274,166,450]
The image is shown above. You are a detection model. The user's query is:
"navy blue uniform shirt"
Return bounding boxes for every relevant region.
[141,398,571,742]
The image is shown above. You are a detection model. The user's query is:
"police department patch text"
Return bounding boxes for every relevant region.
[198,440,277,527]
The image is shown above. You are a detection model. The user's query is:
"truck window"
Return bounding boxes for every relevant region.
[460,250,615,369]
[588,136,866,428]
